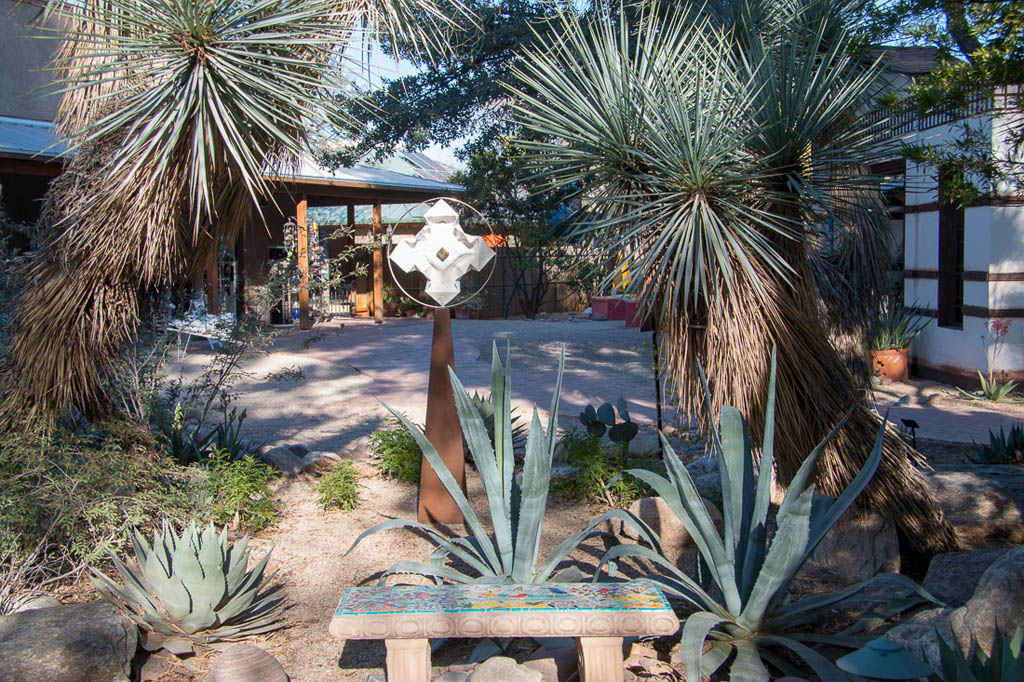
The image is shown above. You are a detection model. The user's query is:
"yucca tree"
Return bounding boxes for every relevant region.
[1,0,462,420]
[508,0,957,551]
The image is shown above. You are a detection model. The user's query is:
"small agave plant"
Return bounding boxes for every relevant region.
[91,521,286,654]
[347,341,659,584]
[599,349,936,682]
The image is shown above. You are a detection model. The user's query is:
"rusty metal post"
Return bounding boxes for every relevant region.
[418,307,465,524]
[373,202,384,324]
[296,195,312,330]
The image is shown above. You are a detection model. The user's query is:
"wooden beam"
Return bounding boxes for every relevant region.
[297,195,312,330]
[347,203,355,227]
[205,243,221,315]
[373,202,384,324]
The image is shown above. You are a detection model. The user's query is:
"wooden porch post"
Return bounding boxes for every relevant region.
[297,195,312,330]
[373,202,384,324]
[204,242,221,315]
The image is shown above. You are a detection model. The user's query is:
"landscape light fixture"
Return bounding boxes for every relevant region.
[836,638,934,680]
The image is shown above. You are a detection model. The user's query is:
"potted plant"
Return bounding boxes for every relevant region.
[464,295,486,320]
[382,284,400,317]
[869,300,931,382]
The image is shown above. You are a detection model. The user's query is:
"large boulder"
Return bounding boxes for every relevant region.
[923,548,1010,607]
[949,545,1024,653]
[260,446,305,476]
[685,456,722,502]
[927,466,1024,547]
[886,545,1024,669]
[884,607,957,673]
[0,602,138,682]
[800,506,900,587]
[612,496,722,561]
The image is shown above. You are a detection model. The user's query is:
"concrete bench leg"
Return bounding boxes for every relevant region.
[576,636,624,682]
[385,638,431,682]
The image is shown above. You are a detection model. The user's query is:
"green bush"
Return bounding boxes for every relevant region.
[204,451,278,532]
[0,418,200,574]
[368,417,422,484]
[317,461,360,511]
[552,428,652,507]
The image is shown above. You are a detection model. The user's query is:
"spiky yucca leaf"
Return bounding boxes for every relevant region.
[939,627,1024,682]
[509,0,956,553]
[2,0,463,420]
[596,350,937,682]
[91,521,285,647]
[346,342,662,584]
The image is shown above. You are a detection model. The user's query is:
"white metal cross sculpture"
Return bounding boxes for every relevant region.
[390,199,495,306]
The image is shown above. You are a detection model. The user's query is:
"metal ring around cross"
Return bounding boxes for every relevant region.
[384,197,498,309]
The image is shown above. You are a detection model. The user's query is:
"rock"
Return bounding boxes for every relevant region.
[885,607,957,673]
[0,602,138,682]
[287,444,309,457]
[623,642,675,678]
[300,451,341,472]
[434,671,470,682]
[685,456,721,501]
[208,644,288,682]
[261,446,305,475]
[949,545,1024,654]
[4,591,61,613]
[612,496,722,560]
[364,674,385,682]
[801,506,900,586]
[923,548,1010,607]
[468,656,542,682]
[468,638,502,663]
[523,642,579,682]
[927,466,1024,547]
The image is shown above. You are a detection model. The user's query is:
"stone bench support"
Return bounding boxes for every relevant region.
[330,582,679,682]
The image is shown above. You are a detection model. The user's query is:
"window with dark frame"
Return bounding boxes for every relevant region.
[937,166,965,329]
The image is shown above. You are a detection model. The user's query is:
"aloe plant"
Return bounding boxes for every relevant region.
[347,342,660,584]
[598,350,935,681]
[91,521,285,654]
[939,627,1024,682]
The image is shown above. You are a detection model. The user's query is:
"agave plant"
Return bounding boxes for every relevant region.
[869,300,932,351]
[977,423,1024,464]
[92,521,285,653]
[939,627,1024,682]
[598,350,935,681]
[347,342,660,584]
[468,390,528,456]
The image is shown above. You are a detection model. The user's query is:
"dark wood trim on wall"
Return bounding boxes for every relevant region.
[902,196,1024,214]
[908,304,1024,319]
[905,269,1024,282]
[913,361,1024,390]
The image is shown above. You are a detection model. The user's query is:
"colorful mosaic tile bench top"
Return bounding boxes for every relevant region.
[335,583,671,617]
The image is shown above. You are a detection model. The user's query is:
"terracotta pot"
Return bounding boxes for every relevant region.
[871,348,910,382]
[404,309,418,318]
[469,308,481,320]
[383,303,399,317]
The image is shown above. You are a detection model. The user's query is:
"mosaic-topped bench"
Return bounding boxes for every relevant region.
[329,582,679,682]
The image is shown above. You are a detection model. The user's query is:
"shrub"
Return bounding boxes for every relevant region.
[553,428,652,507]
[347,342,658,584]
[368,417,422,485]
[317,461,360,511]
[0,417,200,577]
[204,451,278,532]
[978,423,1024,464]
[600,350,935,681]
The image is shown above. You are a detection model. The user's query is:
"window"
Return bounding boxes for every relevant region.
[937,166,965,329]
